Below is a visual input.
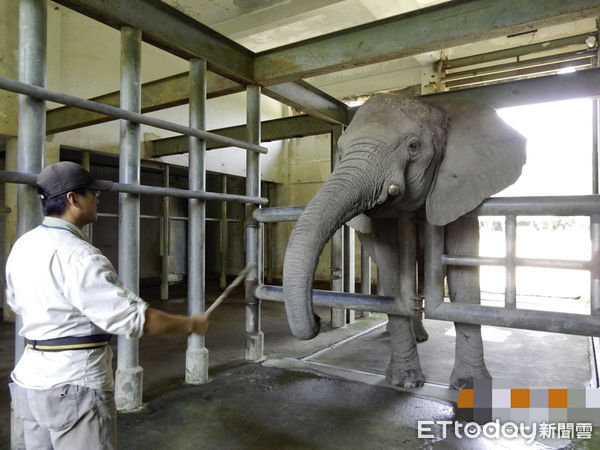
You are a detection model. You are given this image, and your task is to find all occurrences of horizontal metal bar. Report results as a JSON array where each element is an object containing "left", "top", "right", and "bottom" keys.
[
  {"left": 428, "top": 302, "right": 600, "bottom": 337},
  {"left": 253, "top": 206, "right": 305, "bottom": 223},
  {"left": 442, "top": 255, "right": 591, "bottom": 270},
  {"left": 151, "top": 115, "right": 335, "bottom": 157},
  {"left": 0, "top": 76, "right": 267, "bottom": 154},
  {"left": 444, "top": 33, "right": 594, "bottom": 70},
  {"left": 255, "top": 284, "right": 415, "bottom": 316},
  {"left": 112, "top": 182, "right": 268, "bottom": 204},
  {"left": 445, "top": 59, "right": 592, "bottom": 89},
  {"left": 471, "top": 195, "right": 600, "bottom": 216},
  {"left": 0, "top": 170, "right": 268, "bottom": 205}
]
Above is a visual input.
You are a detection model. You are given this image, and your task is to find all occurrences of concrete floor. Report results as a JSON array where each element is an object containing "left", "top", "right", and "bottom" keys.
[{"left": 1, "top": 282, "right": 599, "bottom": 449}]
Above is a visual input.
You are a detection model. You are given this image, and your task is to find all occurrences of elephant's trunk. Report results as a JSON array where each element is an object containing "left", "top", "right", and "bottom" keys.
[{"left": 283, "top": 156, "right": 383, "bottom": 339}]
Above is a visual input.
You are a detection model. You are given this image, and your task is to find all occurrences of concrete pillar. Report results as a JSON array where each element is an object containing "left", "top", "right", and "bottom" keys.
[
  {"left": 245, "top": 85, "right": 264, "bottom": 361},
  {"left": 186, "top": 58, "right": 209, "bottom": 384},
  {"left": 115, "top": 26, "right": 143, "bottom": 412}
]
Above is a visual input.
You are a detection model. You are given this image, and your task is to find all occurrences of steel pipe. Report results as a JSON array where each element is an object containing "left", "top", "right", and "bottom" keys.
[
  {"left": 471, "top": 195, "right": 600, "bottom": 216},
  {"left": 253, "top": 206, "right": 304, "bottom": 222},
  {"left": 441, "top": 255, "right": 590, "bottom": 270},
  {"left": 505, "top": 215, "right": 517, "bottom": 308},
  {"left": 591, "top": 214, "right": 600, "bottom": 315},
  {"left": 0, "top": 75, "right": 267, "bottom": 154},
  {"left": 186, "top": 58, "right": 209, "bottom": 384},
  {"left": 116, "top": 26, "right": 142, "bottom": 412},
  {"left": 244, "top": 84, "right": 263, "bottom": 361},
  {"left": 0, "top": 170, "right": 266, "bottom": 204},
  {"left": 428, "top": 302, "right": 600, "bottom": 337},
  {"left": 254, "top": 284, "right": 415, "bottom": 316}
]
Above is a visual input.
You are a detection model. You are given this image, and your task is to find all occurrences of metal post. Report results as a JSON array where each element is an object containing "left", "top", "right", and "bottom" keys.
[
  {"left": 115, "top": 26, "right": 143, "bottom": 412},
  {"left": 245, "top": 84, "right": 263, "bottom": 360},
  {"left": 398, "top": 212, "right": 417, "bottom": 315},
  {"left": 186, "top": 58, "right": 209, "bottom": 383},
  {"left": 424, "top": 224, "right": 445, "bottom": 315},
  {"left": 505, "top": 215, "right": 517, "bottom": 309},
  {"left": 219, "top": 174, "right": 228, "bottom": 289},
  {"left": 344, "top": 225, "right": 356, "bottom": 323},
  {"left": 81, "top": 151, "right": 92, "bottom": 241},
  {"left": 13, "top": 1, "right": 46, "bottom": 446},
  {"left": 160, "top": 165, "right": 170, "bottom": 300},
  {"left": 593, "top": 100, "right": 599, "bottom": 195},
  {"left": 330, "top": 125, "right": 346, "bottom": 328},
  {"left": 360, "top": 248, "right": 371, "bottom": 317},
  {"left": 591, "top": 214, "right": 600, "bottom": 316}
]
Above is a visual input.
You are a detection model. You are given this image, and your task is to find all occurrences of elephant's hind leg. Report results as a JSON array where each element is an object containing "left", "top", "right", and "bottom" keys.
[{"left": 446, "top": 216, "right": 491, "bottom": 390}]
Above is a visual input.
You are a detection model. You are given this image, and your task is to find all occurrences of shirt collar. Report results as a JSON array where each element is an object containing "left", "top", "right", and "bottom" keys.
[{"left": 42, "top": 217, "right": 90, "bottom": 243}]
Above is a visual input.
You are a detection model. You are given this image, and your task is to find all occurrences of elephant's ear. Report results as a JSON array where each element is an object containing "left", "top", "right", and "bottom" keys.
[{"left": 424, "top": 98, "right": 526, "bottom": 226}]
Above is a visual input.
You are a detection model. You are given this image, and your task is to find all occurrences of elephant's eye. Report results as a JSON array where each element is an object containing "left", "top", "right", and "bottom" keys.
[{"left": 406, "top": 137, "right": 421, "bottom": 159}]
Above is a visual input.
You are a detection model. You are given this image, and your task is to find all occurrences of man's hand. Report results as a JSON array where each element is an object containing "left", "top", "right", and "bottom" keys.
[{"left": 189, "top": 314, "right": 210, "bottom": 335}]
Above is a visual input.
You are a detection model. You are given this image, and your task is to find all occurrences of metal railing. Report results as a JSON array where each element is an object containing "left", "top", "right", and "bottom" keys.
[{"left": 254, "top": 196, "right": 600, "bottom": 337}]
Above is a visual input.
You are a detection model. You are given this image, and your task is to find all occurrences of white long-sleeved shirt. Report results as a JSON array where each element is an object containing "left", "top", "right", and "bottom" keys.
[{"left": 6, "top": 217, "right": 148, "bottom": 391}]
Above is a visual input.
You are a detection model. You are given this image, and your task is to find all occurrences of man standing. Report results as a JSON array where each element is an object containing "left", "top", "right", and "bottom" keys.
[{"left": 6, "top": 161, "right": 209, "bottom": 449}]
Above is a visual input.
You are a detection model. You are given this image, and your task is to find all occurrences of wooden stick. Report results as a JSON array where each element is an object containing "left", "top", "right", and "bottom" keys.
[{"left": 205, "top": 263, "right": 256, "bottom": 316}]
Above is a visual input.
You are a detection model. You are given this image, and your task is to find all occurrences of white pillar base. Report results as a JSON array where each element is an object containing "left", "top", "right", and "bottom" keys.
[
  {"left": 185, "top": 347, "right": 209, "bottom": 384},
  {"left": 331, "top": 308, "right": 346, "bottom": 328},
  {"left": 245, "top": 331, "right": 264, "bottom": 361},
  {"left": 115, "top": 366, "right": 144, "bottom": 412}
]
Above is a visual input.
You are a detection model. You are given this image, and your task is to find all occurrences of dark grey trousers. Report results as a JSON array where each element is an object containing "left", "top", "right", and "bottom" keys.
[{"left": 9, "top": 383, "right": 116, "bottom": 449}]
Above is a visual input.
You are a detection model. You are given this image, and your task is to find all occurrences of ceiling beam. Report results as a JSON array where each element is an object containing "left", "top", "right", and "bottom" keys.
[
  {"left": 52, "top": 0, "right": 254, "bottom": 83},
  {"left": 47, "top": 72, "right": 243, "bottom": 134},
  {"left": 254, "top": 0, "right": 600, "bottom": 84},
  {"left": 263, "top": 81, "right": 349, "bottom": 125},
  {"left": 150, "top": 115, "right": 334, "bottom": 157}
]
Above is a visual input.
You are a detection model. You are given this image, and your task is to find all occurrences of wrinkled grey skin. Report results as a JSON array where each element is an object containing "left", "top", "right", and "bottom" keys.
[{"left": 283, "top": 93, "right": 526, "bottom": 389}]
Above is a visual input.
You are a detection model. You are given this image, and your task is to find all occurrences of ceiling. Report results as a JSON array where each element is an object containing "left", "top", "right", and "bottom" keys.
[{"left": 47, "top": 0, "right": 600, "bottom": 134}]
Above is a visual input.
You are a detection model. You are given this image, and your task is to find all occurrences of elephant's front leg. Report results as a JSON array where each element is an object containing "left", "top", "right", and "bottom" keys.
[
  {"left": 446, "top": 216, "right": 491, "bottom": 390},
  {"left": 359, "top": 216, "right": 425, "bottom": 388}
]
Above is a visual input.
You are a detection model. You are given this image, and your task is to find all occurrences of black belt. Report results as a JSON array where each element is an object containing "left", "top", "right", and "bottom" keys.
[{"left": 25, "top": 334, "right": 112, "bottom": 351}]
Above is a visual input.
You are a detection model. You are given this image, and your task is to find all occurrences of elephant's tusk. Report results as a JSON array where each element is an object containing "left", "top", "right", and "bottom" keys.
[{"left": 388, "top": 184, "right": 401, "bottom": 196}]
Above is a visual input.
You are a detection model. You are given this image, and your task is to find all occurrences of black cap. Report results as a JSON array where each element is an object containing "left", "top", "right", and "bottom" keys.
[{"left": 36, "top": 162, "right": 113, "bottom": 199}]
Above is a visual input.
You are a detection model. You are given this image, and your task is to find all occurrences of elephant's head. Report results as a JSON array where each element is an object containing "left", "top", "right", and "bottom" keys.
[{"left": 283, "top": 93, "right": 526, "bottom": 339}]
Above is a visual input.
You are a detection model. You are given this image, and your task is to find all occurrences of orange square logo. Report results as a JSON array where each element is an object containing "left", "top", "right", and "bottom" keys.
[
  {"left": 511, "top": 389, "right": 530, "bottom": 408},
  {"left": 457, "top": 388, "right": 474, "bottom": 408},
  {"left": 548, "top": 389, "right": 568, "bottom": 408}
]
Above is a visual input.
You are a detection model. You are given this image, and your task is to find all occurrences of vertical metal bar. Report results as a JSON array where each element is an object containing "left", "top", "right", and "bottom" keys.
[
  {"left": 186, "top": 58, "right": 209, "bottom": 383},
  {"left": 505, "top": 215, "right": 517, "bottom": 309},
  {"left": 81, "top": 151, "right": 92, "bottom": 241},
  {"left": 330, "top": 125, "right": 346, "bottom": 328},
  {"left": 591, "top": 214, "right": 600, "bottom": 315},
  {"left": 14, "top": 1, "right": 46, "bottom": 446},
  {"left": 424, "top": 223, "right": 445, "bottom": 315},
  {"left": 219, "top": 174, "right": 228, "bottom": 289},
  {"left": 398, "top": 213, "right": 416, "bottom": 315},
  {"left": 115, "top": 26, "right": 143, "bottom": 412},
  {"left": 344, "top": 225, "right": 356, "bottom": 323},
  {"left": 593, "top": 100, "right": 599, "bottom": 194},
  {"left": 265, "top": 183, "right": 273, "bottom": 285},
  {"left": 160, "top": 165, "right": 170, "bottom": 300},
  {"left": 245, "top": 84, "right": 263, "bottom": 361},
  {"left": 360, "top": 248, "right": 371, "bottom": 317}
]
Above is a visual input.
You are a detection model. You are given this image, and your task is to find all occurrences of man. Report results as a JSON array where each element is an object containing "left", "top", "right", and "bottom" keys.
[{"left": 6, "top": 161, "right": 210, "bottom": 449}]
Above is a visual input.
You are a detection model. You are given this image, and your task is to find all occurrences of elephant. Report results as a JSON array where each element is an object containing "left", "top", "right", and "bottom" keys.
[{"left": 282, "top": 93, "right": 526, "bottom": 389}]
